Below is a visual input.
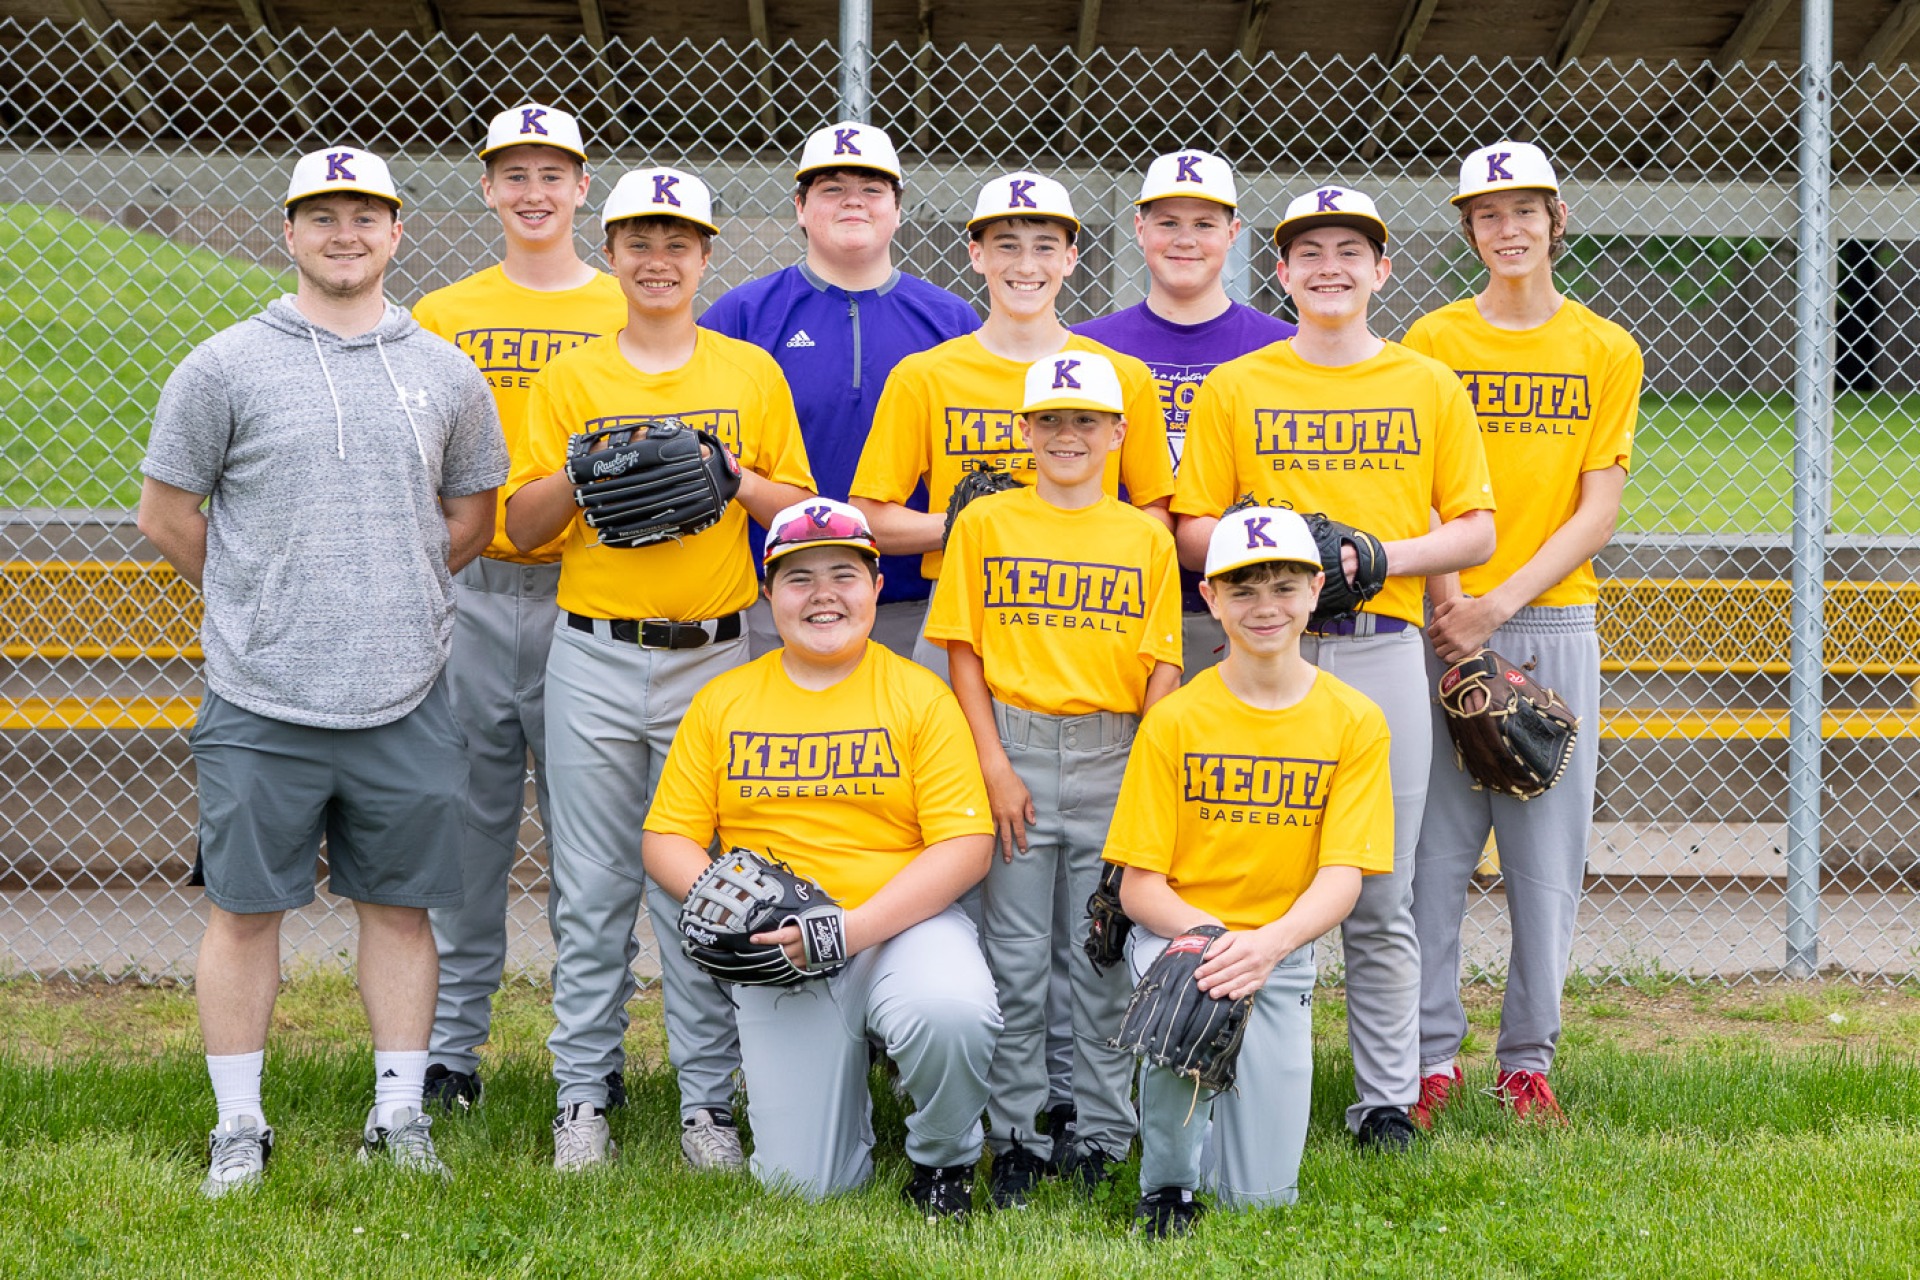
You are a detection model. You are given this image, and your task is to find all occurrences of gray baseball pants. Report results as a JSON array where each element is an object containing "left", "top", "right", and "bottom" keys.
[
  {"left": 430, "top": 557, "right": 561, "bottom": 1074},
  {"left": 542, "top": 617, "right": 746, "bottom": 1116},
  {"left": 1300, "top": 625, "right": 1430, "bottom": 1132},
  {"left": 1413, "top": 604, "right": 1601, "bottom": 1074},
  {"left": 1134, "top": 932, "right": 1317, "bottom": 1207},
  {"left": 981, "top": 702, "right": 1137, "bottom": 1163},
  {"left": 734, "top": 906, "right": 1001, "bottom": 1198}
]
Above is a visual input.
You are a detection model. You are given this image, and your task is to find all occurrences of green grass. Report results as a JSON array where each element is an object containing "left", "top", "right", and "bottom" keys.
[
  {"left": 0, "top": 202, "right": 288, "bottom": 509},
  {"left": 6, "top": 198, "right": 1920, "bottom": 537},
  {"left": 4, "top": 980, "right": 1919, "bottom": 1277}
]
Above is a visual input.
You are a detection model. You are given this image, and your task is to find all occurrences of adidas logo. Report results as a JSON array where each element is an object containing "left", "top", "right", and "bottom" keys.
[{"left": 785, "top": 330, "right": 816, "bottom": 349}]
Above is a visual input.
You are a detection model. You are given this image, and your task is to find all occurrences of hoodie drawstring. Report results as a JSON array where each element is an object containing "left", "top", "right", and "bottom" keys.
[
  {"left": 308, "top": 325, "right": 346, "bottom": 460},
  {"left": 375, "top": 335, "right": 431, "bottom": 472}
]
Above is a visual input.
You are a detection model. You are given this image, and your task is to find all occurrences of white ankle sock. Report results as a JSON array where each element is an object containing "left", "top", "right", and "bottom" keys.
[
  {"left": 207, "top": 1051, "right": 265, "bottom": 1127},
  {"left": 1426, "top": 1057, "right": 1460, "bottom": 1077},
  {"left": 373, "top": 1049, "right": 429, "bottom": 1128}
]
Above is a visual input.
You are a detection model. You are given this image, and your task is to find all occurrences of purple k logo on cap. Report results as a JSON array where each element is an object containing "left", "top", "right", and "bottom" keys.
[
  {"left": 1271, "top": 185, "right": 1389, "bottom": 250},
  {"left": 1205, "top": 507, "right": 1322, "bottom": 578},
  {"left": 480, "top": 102, "right": 588, "bottom": 162},
  {"left": 795, "top": 121, "right": 903, "bottom": 181},
  {"left": 1451, "top": 139, "right": 1559, "bottom": 205},
  {"left": 1019, "top": 350, "right": 1124, "bottom": 416},
  {"left": 285, "top": 146, "right": 402, "bottom": 209},
  {"left": 1135, "top": 149, "right": 1237, "bottom": 209},
  {"left": 968, "top": 171, "right": 1079, "bottom": 235},
  {"left": 603, "top": 167, "right": 718, "bottom": 233},
  {"left": 763, "top": 498, "right": 879, "bottom": 568}
]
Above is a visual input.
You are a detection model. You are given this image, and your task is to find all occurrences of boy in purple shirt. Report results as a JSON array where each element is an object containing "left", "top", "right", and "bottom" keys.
[
  {"left": 1078, "top": 150, "right": 1295, "bottom": 679},
  {"left": 700, "top": 121, "right": 977, "bottom": 657}
]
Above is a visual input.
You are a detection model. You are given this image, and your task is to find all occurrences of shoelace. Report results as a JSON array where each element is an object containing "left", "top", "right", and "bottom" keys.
[
  {"left": 380, "top": 1112, "right": 444, "bottom": 1171},
  {"left": 208, "top": 1126, "right": 267, "bottom": 1179},
  {"left": 682, "top": 1118, "right": 741, "bottom": 1162},
  {"left": 554, "top": 1113, "right": 604, "bottom": 1164}
]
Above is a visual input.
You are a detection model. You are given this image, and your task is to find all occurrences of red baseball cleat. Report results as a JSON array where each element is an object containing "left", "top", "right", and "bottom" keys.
[
  {"left": 1493, "top": 1068, "right": 1566, "bottom": 1124},
  {"left": 1410, "top": 1065, "right": 1465, "bottom": 1130}
]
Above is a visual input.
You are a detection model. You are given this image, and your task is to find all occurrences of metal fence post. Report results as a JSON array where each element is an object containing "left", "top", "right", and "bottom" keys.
[
  {"left": 1787, "top": 0, "right": 1834, "bottom": 979},
  {"left": 839, "top": 0, "right": 872, "bottom": 123}
]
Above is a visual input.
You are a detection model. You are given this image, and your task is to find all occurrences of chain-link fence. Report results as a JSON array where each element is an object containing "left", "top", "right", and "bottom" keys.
[{"left": 4, "top": 17, "right": 1919, "bottom": 983}]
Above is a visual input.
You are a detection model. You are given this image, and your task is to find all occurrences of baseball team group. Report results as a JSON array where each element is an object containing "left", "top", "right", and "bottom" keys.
[{"left": 134, "top": 99, "right": 1642, "bottom": 1236}]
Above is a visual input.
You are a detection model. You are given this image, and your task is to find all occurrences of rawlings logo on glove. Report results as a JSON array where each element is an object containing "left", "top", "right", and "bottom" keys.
[{"left": 1437, "top": 647, "right": 1580, "bottom": 801}]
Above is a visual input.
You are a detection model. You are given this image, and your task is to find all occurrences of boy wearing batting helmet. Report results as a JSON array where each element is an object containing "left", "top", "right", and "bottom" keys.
[
  {"left": 140, "top": 147, "right": 507, "bottom": 1195},
  {"left": 850, "top": 171, "right": 1175, "bottom": 682},
  {"left": 925, "top": 351, "right": 1182, "bottom": 1206},
  {"left": 699, "top": 121, "right": 978, "bottom": 660},
  {"left": 643, "top": 499, "right": 999, "bottom": 1219},
  {"left": 409, "top": 102, "right": 628, "bottom": 1115},
  {"left": 1078, "top": 150, "right": 1297, "bottom": 680},
  {"left": 1106, "top": 507, "right": 1391, "bottom": 1237},
  {"left": 1405, "top": 142, "right": 1641, "bottom": 1127},
  {"left": 505, "top": 166, "right": 816, "bottom": 1172},
  {"left": 1172, "top": 186, "right": 1495, "bottom": 1151}
]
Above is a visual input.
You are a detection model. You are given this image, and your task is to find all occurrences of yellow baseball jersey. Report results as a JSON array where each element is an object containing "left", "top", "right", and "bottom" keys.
[
  {"left": 413, "top": 265, "right": 628, "bottom": 564},
  {"left": 850, "top": 332, "right": 1176, "bottom": 579},
  {"left": 1402, "top": 299, "right": 1641, "bottom": 607},
  {"left": 510, "top": 331, "right": 815, "bottom": 621},
  {"left": 1173, "top": 340, "right": 1495, "bottom": 627},
  {"left": 924, "top": 486, "right": 1182, "bottom": 715},
  {"left": 645, "top": 643, "right": 993, "bottom": 908},
  {"left": 1102, "top": 667, "right": 1394, "bottom": 932}
]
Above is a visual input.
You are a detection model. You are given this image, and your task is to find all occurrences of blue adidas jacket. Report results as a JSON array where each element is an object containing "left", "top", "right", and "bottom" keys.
[{"left": 700, "top": 263, "right": 978, "bottom": 603}]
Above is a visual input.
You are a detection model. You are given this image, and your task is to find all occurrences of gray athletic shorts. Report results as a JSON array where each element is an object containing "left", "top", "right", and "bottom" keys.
[{"left": 188, "top": 675, "right": 469, "bottom": 913}]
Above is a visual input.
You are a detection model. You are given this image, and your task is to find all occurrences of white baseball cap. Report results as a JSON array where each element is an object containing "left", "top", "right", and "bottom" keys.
[
  {"left": 1020, "top": 352, "right": 1125, "bottom": 415},
  {"left": 603, "top": 167, "right": 718, "bottom": 234},
  {"left": 1272, "top": 185, "right": 1389, "bottom": 250},
  {"left": 1452, "top": 140, "right": 1559, "bottom": 206},
  {"left": 796, "top": 121, "right": 903, "bottom": 182},
  {"left": 480, "top": 103, "right": 587, "bottom": 162},
  {"left": 763, "top": 498, "right": 879, "bottom": 567},
  {"left": 285, "top": 147, "right": 401, "bottom": 209},
  {"left": 1135, "top": 150, "right": 1237, "bottom": 209},
  {"left": 1205, "top": 508, "right": 1323, "bottom": 579},
  {"left": 967, "top": 172, "right": 1080, "bottom": 235}
]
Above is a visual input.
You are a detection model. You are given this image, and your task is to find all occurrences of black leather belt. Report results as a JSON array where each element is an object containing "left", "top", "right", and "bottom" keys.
[{"left": 567, "top": 610, "right": 744, "bottom": 650}]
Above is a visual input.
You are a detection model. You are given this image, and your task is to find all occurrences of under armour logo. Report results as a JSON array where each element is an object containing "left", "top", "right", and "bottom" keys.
[
  {"left": 1051, "top": 359, "right": 1082, "bottom": 391},
  {"left": 1007, "top": 179, "right": 1037, "bottom": 209},
  {"left": 805, "top": 503, "right": 833, "bottom": 527},
  {"left": 1486, "top": 152, "right": 1514, "bottom": 182},
  {"left": 519, "top": 107, "right": 549, "bottom": 136},
  {"left": 325, "top": 152, "right": 357, "bottom": 182},
  {"left": 1314, "top": 188, "right": 1342, "bottom": 212},
  {"left": 833, "top": 127, "right": 862, "bottom": 156},
  {"left": 652, "top": 174, "right": 681, "bottom": 206},
  {"left": 1175, "top": 155, "right": 1203, "bottom": 183},
  {"left": 1243, "top": 516, "right": 1276, "bottom": 549}
]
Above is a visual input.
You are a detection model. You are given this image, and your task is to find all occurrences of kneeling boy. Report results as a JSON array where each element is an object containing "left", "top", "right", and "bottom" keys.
[
  {"left": 1103, "top": 507, "right": 1394, "bottom": 1237},
  {"left": 642, "top": 500, "right": 1001, "bottom": 1219}
]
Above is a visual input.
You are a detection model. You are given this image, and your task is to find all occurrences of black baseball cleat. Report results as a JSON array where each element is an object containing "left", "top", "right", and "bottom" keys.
[
  {"left": 1134, "top": 1186, "right": 1206, "bottom": 1240},
  {"left": 421, "top": 1064, "right": 483, "bottom": 1112},
  {"left": 1354, "top": 1104, "right": 1421, "bottom": 1152},
  {"left": 603, "top": 1069, "right": 629, "bottom": 1111},
  {"left": 903, "top": 1160, "right": 975, "bottom": 1222},
  {"left": 988, "top": 1141, "right": 1047, "bottom": 1209},
  {"left": 1059, "top": 1144, "right": 1118, "bottom": 1192},
  {"left": 1039, "top": 1101, "right": 1077, "bottom": 1174}
]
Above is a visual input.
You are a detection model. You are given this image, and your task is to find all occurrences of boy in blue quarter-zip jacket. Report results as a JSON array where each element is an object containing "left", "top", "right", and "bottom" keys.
[{"left": 700, "top": 121, "right": 977, "bottom": 658}]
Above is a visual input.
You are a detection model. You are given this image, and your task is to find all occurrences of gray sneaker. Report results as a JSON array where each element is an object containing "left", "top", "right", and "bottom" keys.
[
  {"left": 679, "top": 1107, "right": 745, "bottom": 1172},
  {"left": 201, "top": 1114, "right": 272, "bottom": 1199},
  {"left": 358, "top": 1106, "right": 449, "bottom": 1177},
  {"left": 552, "top": 1102, "right": 616, "bottom": 1172}
]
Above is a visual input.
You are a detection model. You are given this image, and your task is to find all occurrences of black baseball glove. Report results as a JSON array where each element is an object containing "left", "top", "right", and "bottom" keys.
[
  {"left": 1083, "top": 861, "right": 1134, "bottom": 976},
  {"left": 1301, "top": 511, "right": 1388, "bottom": 626},
  {"left": 1109, "top": 924, "right": 1253, "bottom": 1094},
  {"left": 941, "top": 467, "right": 1023, "bottom": 547},
  {"left": 678, "top": 850, "right": 848, "bottom": 987},
  {"left": 565, "top": 416, "right": 741, "bottom": 548},
  {"left": 1437, "top": 647, "right": 1581, "bottom": 800}
]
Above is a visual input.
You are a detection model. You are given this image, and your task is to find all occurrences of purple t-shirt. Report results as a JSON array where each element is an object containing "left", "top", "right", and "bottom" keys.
[
  {"left": 1076, "top": 300, "right": 1296, "bottom": 474},
  {"left": 1078, "top": 300, "right": 1296, "bottom": 610}
]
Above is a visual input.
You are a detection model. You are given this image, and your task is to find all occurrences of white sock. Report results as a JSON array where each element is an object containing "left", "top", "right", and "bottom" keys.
[
  {"left": 373, "top": 1049, "right": 429, "bottom": 1128},
  {"left": 207, "top": 1051, "right": 265, "bottom": 1127},
  {"left": 1426, "top": 1057, "right": 1460, "bottom": 1078}
]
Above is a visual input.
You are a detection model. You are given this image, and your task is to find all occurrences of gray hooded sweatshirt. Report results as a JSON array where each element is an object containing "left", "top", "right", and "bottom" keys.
[{"left": 143, "top": 296, "right": 507, "bottom": 729}]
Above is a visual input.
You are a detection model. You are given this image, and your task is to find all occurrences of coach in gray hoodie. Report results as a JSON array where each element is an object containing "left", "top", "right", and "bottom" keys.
[{"left": 139, "top": 147, "right": 507, "bottom": 1197}]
